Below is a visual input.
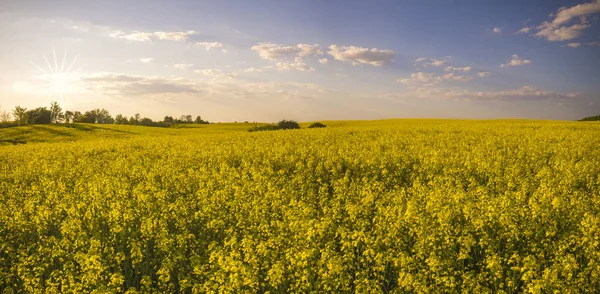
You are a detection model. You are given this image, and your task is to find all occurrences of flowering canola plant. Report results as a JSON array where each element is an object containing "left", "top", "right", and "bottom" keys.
[{"left": 0, "top": 120, "right": 599, "bottom": 293}]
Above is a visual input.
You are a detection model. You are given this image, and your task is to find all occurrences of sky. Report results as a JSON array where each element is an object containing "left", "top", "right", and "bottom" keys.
[{"left": 0, "top": 0, "right": 599, "bottom": 122}]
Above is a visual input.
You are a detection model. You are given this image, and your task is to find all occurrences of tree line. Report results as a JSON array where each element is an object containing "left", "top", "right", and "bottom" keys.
[{"left": 0, "top": 102, "right": 209, "bottom": 128}]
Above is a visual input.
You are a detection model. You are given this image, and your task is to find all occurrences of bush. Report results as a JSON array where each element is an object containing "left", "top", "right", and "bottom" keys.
[
  {"left": 579, "top": 114, "right": 600, "bottom": 121},
  {"left": 277, "top": 120, "right": 300, "bottom": 130},
  {"left": 248, "top": 124, "right": 280, "bottom": 132},
  {"left": 308, "top": 122, "right": 326, "bottom": 128}
]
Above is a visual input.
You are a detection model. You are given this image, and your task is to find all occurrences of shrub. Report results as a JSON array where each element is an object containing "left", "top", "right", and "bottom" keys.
[
  {"left": 277, "top": 120, "right": 300, "bottom": 130},
  {"left": 248, "top": 124, "right": 280, "bottom": 132},
  {"left": 308, "top": 122, "right": 326, "bottom": 128}
]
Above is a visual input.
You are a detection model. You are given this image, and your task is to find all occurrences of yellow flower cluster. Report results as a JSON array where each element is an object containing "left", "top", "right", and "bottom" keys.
[{"left": 0, "top": 120, "right": 599, "bottom": 292}]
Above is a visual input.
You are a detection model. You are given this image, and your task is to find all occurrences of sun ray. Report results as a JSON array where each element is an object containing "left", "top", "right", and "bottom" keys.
[
  {"left": 52, "top": 47, "right": 59, "bottom": 74},
  {"left": 61, "top": 49, "right": 68, "bottom": 72},
  {"left": 43, "top": 54, "right": 56, "bottom": 75},
  {"left": 65, "top": 53, "right": 80, "bottom": 74},
  {"left": 30, "top": 61, "right": 52, "bottom": 77}
]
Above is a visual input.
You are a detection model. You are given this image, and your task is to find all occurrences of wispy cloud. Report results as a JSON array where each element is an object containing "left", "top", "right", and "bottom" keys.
[
  {"left": 327, "top": 45, "right": 395, "bottom": 66},
  {"left": 445, "top": 66, "right": 472, "bottom": 72},
  {"left": 140, "top": 58, "right": 154, "bottom": 63},
  {"left": 526, "top": 1, "right": 600, "bottom": 41},
  {"left": 415, "top": 57, "right": 449, "bottom": 67},
  {"left": 251, "top": 43, "right": 323, "bottom": 71},
  {"left": 174, "top": 63, "right": 194, "bottom": 69},
  {"left": 195, "top": 42, "right": 224, "bottom": 50},
  {"left": 500, "top": 54, "right": 531, "bottom": 68},
  {"left": 110, "top": 30, "right": 198, "bottom": 42},
  {"left": 493, "top": 27, "right": 502, "bottom": 33}
]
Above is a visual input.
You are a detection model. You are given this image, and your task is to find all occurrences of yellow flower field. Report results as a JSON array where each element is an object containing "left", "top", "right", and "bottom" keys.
[{"left": 1, "top": 120, "right": 599, "bottom": 293}]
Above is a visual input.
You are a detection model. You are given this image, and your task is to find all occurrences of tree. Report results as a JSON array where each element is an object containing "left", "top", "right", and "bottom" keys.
[
  {"left": 164, "top": 116, "right": 174, "bottom": 124},
  {"left": 72, "top": 111, "right": 81, "bottom": 122},
  {"left": 277, "top": 120, "right": 300, "bottom": 130},
  {"left": 115, "top": 114, "right": 128, "bottom": 124},
  {"left": 64, "top": 111, "right": 74, "bottom": 124},
  {"left": 195, "top": 116, "right": 203, "bottom": 124},
  {"left": 185, "top": 115, "right": 193, "bottom": 123},
  {"left": 140, "top": 117, "right": 154, "bottom": 126},
  {"left": 134, "top": 113, "right": 141, "bottom": 123},
  {"left": 0, "top": 111, "right": 11, "bottom": 123},
  {"left": 13, "top": 106, "right": 28, "bottom": 126},
  {"left": 50, "top": 101, "right": 63, "bottom": 123},
  {"left": 26, "top": 107, "right": 52, "bottom": 124}
]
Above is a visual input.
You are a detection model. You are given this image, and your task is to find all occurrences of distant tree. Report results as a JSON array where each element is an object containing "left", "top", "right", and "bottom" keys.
[
  {"left": 195, "top": 116, "right": 203, "bottom": 124},
  {"left": 27, "top": 107, "right": 52, "bottom": 124},
  {"left": 134, "top": 113, "right": 141, "bottom": 123},
  {"left": 277, "top": 120, "right": 300, "bottom": 130},
  {"left": 50, "top": 101, "right": 63, "bottom": 123},
  {"left": 12, "top": 106, "right": 28, "bottom": 126},
  {"left": 115, "top": 114, "right": 128, "bottom": 124},
  {"left": 579, "top": 114, "right": 600, "bottom": 121},
  {"left": 140, "top": 117, "right": 154, "bottom": 126},
  {"left": 308, "top": 122, "right": 326, "bottom": 128},
  {"left": 0, "top": 111, "right": 11, "bottom": 123},
  {"left": 64, "top": 111, "right": 74, "bottom": 124},
  {"left": 77, "top": 112, "right": 95, "bottom": 123},
  {"left": 72, "top": 111, "right": 81, "bottom": 122},
  {"left": 164, "top": 116, "right": 174, "bottom": 124}
]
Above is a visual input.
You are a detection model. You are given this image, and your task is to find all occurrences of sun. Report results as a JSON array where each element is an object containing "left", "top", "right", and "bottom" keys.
[{"left": 30, "top": 48, "right": 82, "bottom": 106}]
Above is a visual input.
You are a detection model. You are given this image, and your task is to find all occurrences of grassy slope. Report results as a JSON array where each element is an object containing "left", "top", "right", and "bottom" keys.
[{"left": 1, "top": 119, "right": 596, "bottom": 146}]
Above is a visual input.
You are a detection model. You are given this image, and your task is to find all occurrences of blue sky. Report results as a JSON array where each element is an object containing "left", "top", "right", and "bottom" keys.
[{"left": 1, "top": 0, "right": 599, "bottom": 121}]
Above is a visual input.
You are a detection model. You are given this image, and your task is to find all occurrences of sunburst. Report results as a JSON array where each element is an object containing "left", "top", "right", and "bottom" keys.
[{"left": 30, "top": 48, "right": 84, "bottom": 107}]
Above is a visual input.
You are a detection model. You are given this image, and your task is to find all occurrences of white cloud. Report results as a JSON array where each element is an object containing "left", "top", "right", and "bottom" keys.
[
  {"left": 81, "top": 72, "right": 202, "bottom": 96},
  {"left": 154, "top": 31, "right": 198, "bottom": 41},
  {"left": 111, "top": 31, "right": 154, "bottom": 42},
  {"left": 195, "top": 69, "right": 238, "bottom": 79},
  {"left": 174, "top": 63, "right": 194, "bottom": 69},
  {"left": 251, "top": 43, "right": 322, "bottom": 71},
  {"left": 416, "top": 57, "right": 448, "bottom": 67},
  {"left": 566, "top": 41, "right": 600, "bottom": 47},
  {"left": 530, "top": 1, "right": 600, "bottom": 41},
  {"left": 140, "top": 58, "right": 154, "bottom": 63},
  {"left": 327, "top": 45, "right": 395, "bottom": 66},
  {"left": 501, "top": 54, "right": 531, "bottom": 68},
  {"left": 442, "top": 73, "right": 473, "bottom": 82},
  {"left": 297, "top": 44, "right": 323, "bottom": 57},
  {"left": 398, "top": 72, "right": 442, "bottom": 86},
  {"left": 537, "top": 22, "right": 590, "bottom": 41},
  {"left": 412, "top": 85, "right": 577, "bottom": 102},
  {"left": 196, "top": 42, "right": 224, "bottom": 50},
  {"left": 445, "top": 66, "right": 472, "bottom": 72},
  {"left": 399, "top": 70, "right": 476, "bottom": 85},
  {"left": 241, "top": 67, "right": 264, "bottom": 73},
  {"left": 478, "top": 72, "right": 491, "bottom": 77},
  {"left": 109, "top": 30, "right": 197, "bottom": 42},
  {"left": 78, "top": 72, "right": 332, "bottom": 103},
  {"left": 319, "top": 58, "right": 329, "bottom": 64},
  {"left": 493, "top": 27, "right": 502, "bottom": 33},
  {"left": 251, "top": 43, "right": 322, "bottom": 60},
  {"left": 276, "top": 57, "right": 314, "bottom": 72},
  {"left": 516, "top": 27, "right": 532, "bottom": 34}
]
